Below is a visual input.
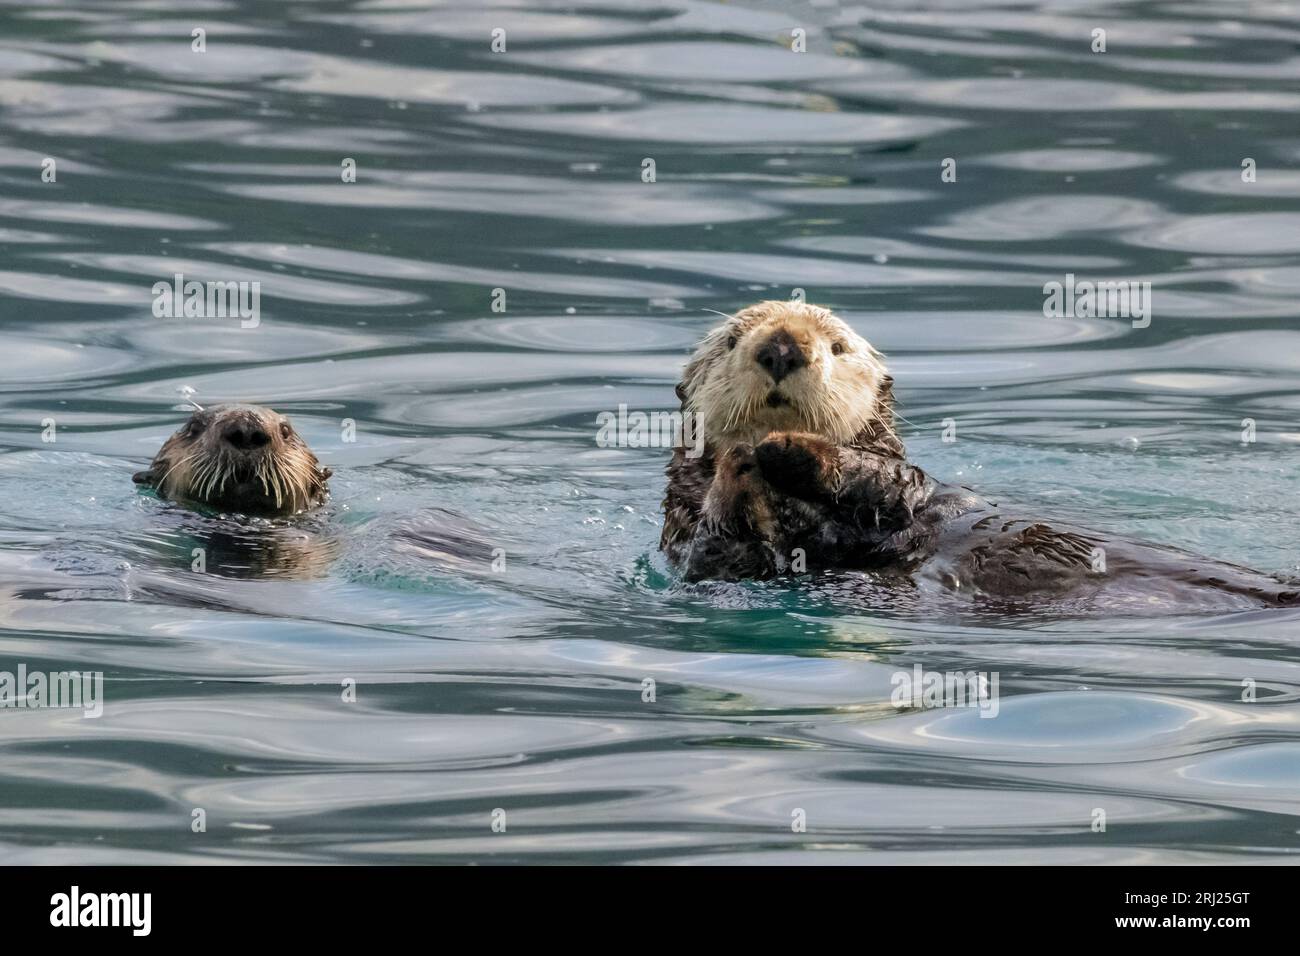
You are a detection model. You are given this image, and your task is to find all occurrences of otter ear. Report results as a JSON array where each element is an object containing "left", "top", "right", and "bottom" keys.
[
  {"left": 318, "top": 466, "right": 333, "bottom": 482},
  {"left": 674, "top": 382, "right": 687, "bottom": 404}
]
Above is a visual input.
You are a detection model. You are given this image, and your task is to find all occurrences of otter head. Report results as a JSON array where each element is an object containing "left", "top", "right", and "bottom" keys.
[
  {"left": 133, "top": 404, "right": 331, "bottom": 516},
  {"left": 677, "top": 301, "right": 903, "bottom": 456}
]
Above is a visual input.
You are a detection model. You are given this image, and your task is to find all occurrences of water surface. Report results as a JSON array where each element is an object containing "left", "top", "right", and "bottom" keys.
[{"left": 1, "top": 0, "right": 1299, "bottom": 863}]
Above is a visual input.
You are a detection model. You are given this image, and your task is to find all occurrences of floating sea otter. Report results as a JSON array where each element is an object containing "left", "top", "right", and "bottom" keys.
[
  {"left": 133, "top": 404, "right": 331, "bottom": 516},
  {"left": 661, "top": 301, "right": 1299, "bottom": 613}
]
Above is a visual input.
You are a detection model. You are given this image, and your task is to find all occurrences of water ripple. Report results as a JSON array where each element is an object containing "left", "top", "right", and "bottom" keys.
[{"left": 2, "top": 0, "right": 1299, "bottom": 864}]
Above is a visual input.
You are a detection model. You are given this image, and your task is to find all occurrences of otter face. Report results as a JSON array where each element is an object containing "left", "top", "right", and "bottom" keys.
[
  {"left": 133, "top": 404, "right": 331, "bottom": 516},
  {"left": 678, "top": 301, "right": 898, "bottom": 451}
]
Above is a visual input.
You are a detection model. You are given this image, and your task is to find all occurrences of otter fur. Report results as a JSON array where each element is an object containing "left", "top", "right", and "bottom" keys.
[
  {"left": 661, "top": 301, "right": 1300, "bottom": 613},
  {"left": 133, "top": 404, "right": 331, "bottom": 517}
]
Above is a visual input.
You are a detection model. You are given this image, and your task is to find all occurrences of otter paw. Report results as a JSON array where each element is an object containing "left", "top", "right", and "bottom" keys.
[
  {"left": 755, "top": 431, "right": 839, "bottom": 498},
  {"left": 715, "top": 443, "right": 759, "bottom": 483},
  {"left": 701, "top": 443, "right": 768, "bottom": 528}
]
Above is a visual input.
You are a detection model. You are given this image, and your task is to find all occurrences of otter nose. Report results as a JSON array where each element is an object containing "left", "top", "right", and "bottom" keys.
[
  {"left": 755, "top": 330, "right": 806, "bottom": 383},
  {"left": 222, "top": 421, "right": 270, "bottom": 451}
]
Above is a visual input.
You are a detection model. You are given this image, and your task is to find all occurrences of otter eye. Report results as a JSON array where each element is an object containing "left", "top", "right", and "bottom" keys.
[
  {"left": 831, "top": 342, "right": 846, "bottom": 356},
  {"left": 727, "top": 336, "right": 738, "bottom": 350},
  {"left": 279, "top": 422, "right": 292, "bottom": 439}
]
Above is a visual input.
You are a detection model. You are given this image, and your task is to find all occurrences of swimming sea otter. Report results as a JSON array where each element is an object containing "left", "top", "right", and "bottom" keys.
[
  {"left": 133, "top": 404, "right": 331, "bottom": 516},
  {"left": 661, "top": 301, "right": 1300, "bottom": 613}
]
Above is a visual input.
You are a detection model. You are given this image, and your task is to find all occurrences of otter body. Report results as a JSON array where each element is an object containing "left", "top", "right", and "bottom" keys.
[
  {"left": 721, "top": 433, "right": 1297, "bottom": 612},
  {"left": 662, "top": 301, "right": 1299, "bottom": 614}
]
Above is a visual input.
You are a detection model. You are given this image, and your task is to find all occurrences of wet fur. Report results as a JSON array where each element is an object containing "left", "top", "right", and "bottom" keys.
[
  {"left": 133, "top": 404, "right": 331, "bottom": 516},
  {"left": 663, "top": 300, "right": 902, "bottom": 564},
  {"left": 753, "top": 432, "right": 1300, "bottom": 610},
  {"left": 663, "top": 302, "right": 1300, "bottom": 612}
]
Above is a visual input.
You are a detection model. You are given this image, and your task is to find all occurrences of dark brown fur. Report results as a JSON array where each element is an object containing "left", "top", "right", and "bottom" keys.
[
  {"left": 661, "top": 378, "right": 902, "bottom": 564},
  {"left": 662, "top": 305, "right": 1300, "bottom": 614},
  {"left": 751, "top": 432, "right": 1300, "bottom": 611}
]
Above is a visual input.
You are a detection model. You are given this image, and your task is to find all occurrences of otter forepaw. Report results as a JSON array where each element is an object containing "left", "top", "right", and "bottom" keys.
[
  {"left": 715, "top": 443, "right": 758, "bottom": 483},
  {"left": 700, "top": 443, "right": 768, "bottom": 530},
  {"left": 755, "top": 431, "right": 839, "bottom": 499}
]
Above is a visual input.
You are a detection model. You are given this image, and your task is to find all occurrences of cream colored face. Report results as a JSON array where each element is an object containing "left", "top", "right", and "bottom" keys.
[{"left": 680, "top": 301, "right": 892, "bottom": 450}]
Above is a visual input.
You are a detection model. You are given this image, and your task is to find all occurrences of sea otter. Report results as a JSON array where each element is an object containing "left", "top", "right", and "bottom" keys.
[
  {"left": 133, "top": 404, "right": 331, "bottom": 516},
  {"left": 662, "top": 301, "right": 1300, "bottom": 613}
]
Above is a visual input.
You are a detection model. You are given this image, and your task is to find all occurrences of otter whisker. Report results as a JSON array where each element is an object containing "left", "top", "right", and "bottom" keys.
[
  {"left": 723, "top": 398, "right": 743, "bottom": 435},
  {"left": 891, "top": 409, "right": 919, "bottom": 430},
  {"left": 271, "top": 461, "right": 286, "bottom": 510},
  {"left": 256, "top": 457, "right": 271, "bottom": 497},
  {"left": 207, "top": 454, "right": 230, "bottom": 500},
  {"left": 189, "top": 458, "right": 214, "bottom": 502},
  {"left": 212, "top": 460, "right": 229, "bottom": 497},
  {"left": 268, "top": 454, "right": 289, "bottom": 510},
  {"left": 135, "top": 404, "right": 330, "bottom": 516},
  {"left": 200, "top": 458, "right": 222, "bottom": 501},
  {"left": 187, "top": 457, "right": 208, "bottom": 496},
  {"left": 253, "top": 455, "right": 273, "bottom": 505},
  {"left": 156, "top": 449, "right": 202, "bottom": 493}
]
